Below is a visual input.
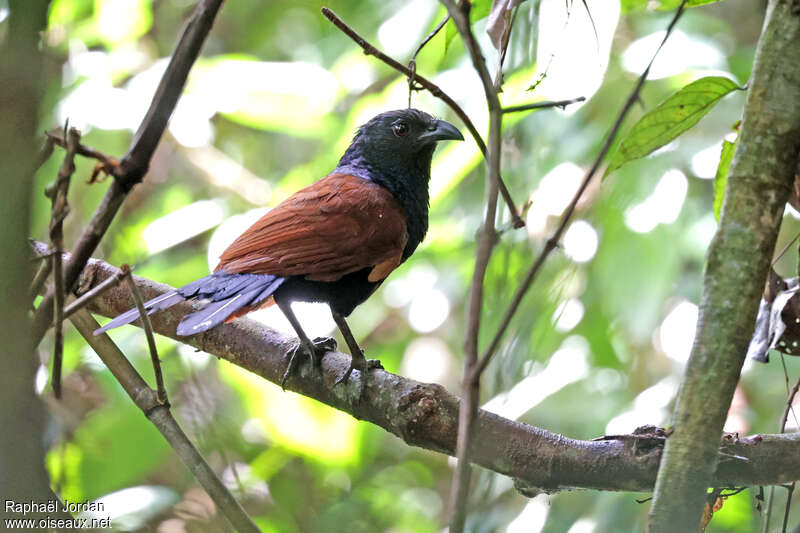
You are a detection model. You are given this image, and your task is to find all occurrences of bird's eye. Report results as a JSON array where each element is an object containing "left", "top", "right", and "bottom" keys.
[{"left": 392, "top": 121, "right": 409, "bottom": 137}]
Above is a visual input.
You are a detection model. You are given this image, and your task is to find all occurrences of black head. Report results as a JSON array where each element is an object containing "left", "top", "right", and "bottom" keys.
[
  {"left": 353, "top": 108, "right": 463, "bottom": 154},
  {"left": 335, "top": 109, "right": 463, "bottom": 255},
  {"left": 336, "top": 108, "right": 463, "bottom": 180}
]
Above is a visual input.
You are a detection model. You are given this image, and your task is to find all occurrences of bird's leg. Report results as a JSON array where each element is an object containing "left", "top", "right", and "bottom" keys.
[
  {"left": 277, "top": 299, "right": 337, "bottom": 389},
  {"left": 331, "top": 311, "right": 382, "bottom": 389}
]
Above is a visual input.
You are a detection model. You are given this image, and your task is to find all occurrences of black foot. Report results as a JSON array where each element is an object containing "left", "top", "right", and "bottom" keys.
[
  {"left": 281, "top": 336, "right": 337, "bottom": 390},
  {"left": 334, "top": 356, "right": 382, "bottom": 402},
  {"left": 334, "top": 350, "right": 383, "bottom": 389}
]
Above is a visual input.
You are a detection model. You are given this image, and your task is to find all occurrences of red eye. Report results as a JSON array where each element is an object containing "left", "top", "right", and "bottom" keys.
[{"left": 392, "top": 122, "right": 409, "bottom": 137}]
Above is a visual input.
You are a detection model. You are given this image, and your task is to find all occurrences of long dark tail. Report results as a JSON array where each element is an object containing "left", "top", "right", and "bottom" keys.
[{"left": 93, "top": 272, "right": 285, "bottom": 337}]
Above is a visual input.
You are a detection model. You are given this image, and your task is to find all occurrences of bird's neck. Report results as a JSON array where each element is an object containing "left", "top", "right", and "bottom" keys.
[{"left": 335, "top": 144, "right": 433, "bottom": 258}]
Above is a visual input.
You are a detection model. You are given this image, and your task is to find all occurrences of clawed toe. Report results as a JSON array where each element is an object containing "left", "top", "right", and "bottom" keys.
[
  {"left": 334, "top": 352, "right": 365, "bottom": 388},
  {"left": 279, "top": 329, "right": 380, "bottom": 399},
  {"left": 334, "top": 353, "right": 382, "bottom": 391},
  {"left": 280, "top": 344, "right": 303, "bottom": 390},
  {"left": 280, "top": 336, "right": 338, "bottom": 390},
  {"left": 311, "top": 336, "right": 338, "bottom": 361}
]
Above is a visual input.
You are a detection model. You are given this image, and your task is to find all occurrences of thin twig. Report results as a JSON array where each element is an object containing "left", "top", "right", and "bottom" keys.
[
  {"left": 30, "top": 252, "right": 53, "bottom": 304},
  {"left": 62, "top": 268, "right": 129, "bottom": 319},
  {"left": 780, "top": 376, "right": 800, "bottom": 440},
  {"left": 45, "top": 130, "right": 120, "bottom": 181},
  {"left": 440, "top": 0, "right": 503, "bottom": 530},
  {"left": 475, "top": 0, "right": 689, "bottom": 376},
  {"left": 49, "top": 126, "right": 80, "bottom": 398},
  {"left": 408, "top": 14, "right": 450, "bottom": 107},
  {"left": 771, "top": 229, "right": 800, "bottom": 266},
  {"left": 412, "top": 14, "right": 450, "bottom": 61},
  {"left": 122, "top": 264, "right": 168, "bottom": 404},
  {"left": 502, "top": 96, "right": 586, "bottom": 114},
  {"left": 782, "top": 483, "right": 794, "bottom": 533},
  {"left": 321, "top": 6, "right": 525, "bottom": 229},
  {"left": 69, "top": 310, "right": 259, "bottom": 533},
  {"left": 764, "top": 486, "right": 777, "bottom": 533},
  {"left": 781, "top": 353, "right": 792, "bottom": 397},
  {"left": 30, "top": 0, "right": 225, "bottom": 348},
  {"left": 764, "top": 372, "right": 800, "bottom": 532},
  {"left": 579, "top": 0, "right": 600, "bottom": 55}
]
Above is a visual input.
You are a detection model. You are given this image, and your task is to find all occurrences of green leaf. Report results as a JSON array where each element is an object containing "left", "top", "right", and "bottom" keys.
[
  {"left": 444, "top": 0, "right": 493, "bottom": 52},
  {"left": 604, "top": 76, "right": 742, "bottom": 178},
  {"left": 713, "top": 138, "right": 736, "bottom": 221},
  {"left": 620, "top": 0, "right": 648, "bottom": 12}
]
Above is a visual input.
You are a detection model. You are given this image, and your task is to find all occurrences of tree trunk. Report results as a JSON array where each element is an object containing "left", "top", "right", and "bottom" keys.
[
  {"left": 647, "top": 1, "right": 800, "bottom": 530},
  {"left": 0, "top": 0, "right": 54, "bottom": 520}
]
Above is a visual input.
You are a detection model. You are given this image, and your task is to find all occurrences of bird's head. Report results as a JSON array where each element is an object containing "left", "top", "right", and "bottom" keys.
[{"left": 337, "top": 108, "right": 463, "bottom": 180}]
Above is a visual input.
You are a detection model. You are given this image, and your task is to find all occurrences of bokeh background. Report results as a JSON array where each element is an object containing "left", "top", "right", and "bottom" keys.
[{"left": 17, "top": 0, "right": 799, "bottom": 530}]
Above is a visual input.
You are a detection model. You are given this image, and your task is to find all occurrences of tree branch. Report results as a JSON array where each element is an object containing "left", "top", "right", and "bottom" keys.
[
  {"left": 32, "top": 241, "right": 800, "bottom": 494},
  {"left": 49, "top": 126, "right": 80, "bottom": 398},
  {"left": 502, "top": 97, "right": 586, "bottom": 114},
  {"left": 30, "top": 0, "right": 225, "bottom": 350},
  {"left": 647, "top": 1, "right": 800, "bottom": 530},
  {"left": 69, "top": 310, "right": 259, "bottom": 533},
  {"left": 439, "top": 0, "right": 502, "bottom": 529}
]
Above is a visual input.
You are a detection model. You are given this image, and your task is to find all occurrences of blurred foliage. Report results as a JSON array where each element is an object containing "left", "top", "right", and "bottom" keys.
[{"left": 15, "top": 0, "right": 800, "bottom": 530}]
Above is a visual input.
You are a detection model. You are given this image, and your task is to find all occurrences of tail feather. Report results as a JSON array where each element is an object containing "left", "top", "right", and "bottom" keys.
[
  {"left": 93, "top": 291, "right": 185, "bottom": 335},
  {"left": 203, "top": 273, "right": 265, "bottom": 300},
  {"left": 94, "top": 271, "right": 285, "bottom": 337},
  {"left": 176, "top": 289, "right": 257, "bottom": 335},
  {"left": 176, "top": 275, "right": 285, "bottom": 336}
]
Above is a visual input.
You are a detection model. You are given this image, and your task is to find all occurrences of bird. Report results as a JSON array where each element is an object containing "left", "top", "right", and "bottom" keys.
[{"left": 94, "top": 108, "right": 463, "bottom": 390}]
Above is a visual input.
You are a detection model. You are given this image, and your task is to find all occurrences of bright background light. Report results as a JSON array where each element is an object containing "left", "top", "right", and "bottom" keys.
[
  {"left": 657, "top": 300, "right": 699, "bottom": 363},
  {"left": 563, "top": 220, "right": 599, "bottom": 263},
  {"left": 622, "top": 30, "right": 725, "bottom": 79},
  {"left": 625, "top": 170, "right": 688, "bottom": 234},
  {"left": 143, "top": 200, "right": 225, "bottom": 255}
]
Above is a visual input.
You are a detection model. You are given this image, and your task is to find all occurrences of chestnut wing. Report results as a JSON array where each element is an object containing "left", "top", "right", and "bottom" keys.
[{"left": 216, "top": 173, "right": 408, "bottom": 283}]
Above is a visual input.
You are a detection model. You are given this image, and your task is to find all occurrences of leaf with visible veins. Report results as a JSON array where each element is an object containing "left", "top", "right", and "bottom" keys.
[{"left": 604, "top": 76, "right": 742, "bottom": 178}]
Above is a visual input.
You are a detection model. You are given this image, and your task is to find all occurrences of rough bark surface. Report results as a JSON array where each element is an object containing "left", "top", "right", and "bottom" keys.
[{"left": 647, "top": 1, "right": 800, "bottom": 531}]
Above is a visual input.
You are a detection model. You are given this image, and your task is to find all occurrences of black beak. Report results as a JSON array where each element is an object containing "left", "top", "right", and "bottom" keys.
[{"left": 418, "top": 119, "right": 464, "bottom": 143}]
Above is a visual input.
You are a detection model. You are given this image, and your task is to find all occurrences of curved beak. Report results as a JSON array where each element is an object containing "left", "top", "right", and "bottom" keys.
[{"left": 418, "top": 119, "right": 464, "bottom": 143}]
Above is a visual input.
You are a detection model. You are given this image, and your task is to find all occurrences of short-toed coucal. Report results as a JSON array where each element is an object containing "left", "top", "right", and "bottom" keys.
[{"left": 95, "top": 108, "right": 463, "bottom": 388}]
